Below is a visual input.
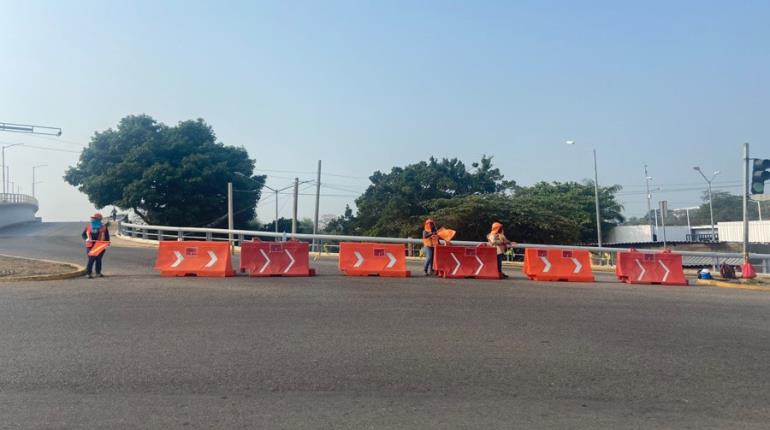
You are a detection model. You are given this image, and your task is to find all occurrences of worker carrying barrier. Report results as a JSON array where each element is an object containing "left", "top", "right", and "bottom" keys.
[
  {"left": 338, "top": 242, "right": 410, "bottom": 277},
  {"left": 240, "top": 240, "right": 316, "bottom": 277},
  {"left": 87, "top": 241, "right": 111, "bottom": 257},
  {"left": 433, "top": 245, "right": 500, "bottom": 279},
  {"left": 155, "top": 241, "right": 235, "bottom": 277},
  {"left": 523, "top": 248, "right": 595, "bottom": 282},
  {"left": 615, "top": 249, "right": 688, "bottom": 286}
]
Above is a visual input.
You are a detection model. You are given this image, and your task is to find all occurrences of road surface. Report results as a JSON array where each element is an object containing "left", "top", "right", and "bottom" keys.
[{"left": 1, "top": 222, "right": 769, "bottom": 429}]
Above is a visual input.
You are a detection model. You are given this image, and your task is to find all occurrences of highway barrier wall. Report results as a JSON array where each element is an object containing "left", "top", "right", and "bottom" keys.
[{"left": 0, "top": 194, "right": 39, "bottom": 230}]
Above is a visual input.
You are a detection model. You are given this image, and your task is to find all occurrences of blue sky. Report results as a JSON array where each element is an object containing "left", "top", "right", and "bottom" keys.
[{"left": 1, "top": 0, "right": 768, "bottom": 223}]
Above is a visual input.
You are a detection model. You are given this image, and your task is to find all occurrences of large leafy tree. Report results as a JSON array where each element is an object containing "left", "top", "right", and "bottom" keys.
[
  {"left": 65, "top": 115, "right": 265, "bottom": 228},
  {"left": 326, "top": 156, "right": 624, "bottom": 244},
  {"left": 512, "top": 181, "right": 624, "bottom": 244},
  {"left": 352, "top": 156, "right": 515, "bottom": 237}
]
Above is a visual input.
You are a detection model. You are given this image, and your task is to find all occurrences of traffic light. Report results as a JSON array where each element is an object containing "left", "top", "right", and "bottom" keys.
[{"left": 751, "top": 159, "right": 770, "bottom": 194}]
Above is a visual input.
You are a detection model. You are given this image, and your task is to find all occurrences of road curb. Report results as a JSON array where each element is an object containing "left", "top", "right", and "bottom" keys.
[
  {"left": 0, "top": 253, "right": 86, "bottom": 282},
  {"left": 695, "top": 278, "right": 770, "bottom": 292}
]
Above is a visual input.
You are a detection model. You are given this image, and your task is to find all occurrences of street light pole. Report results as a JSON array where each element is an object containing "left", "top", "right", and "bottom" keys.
[
  {"left": 32, "top": 164, "right": 47, "bottom": 198},
  {"left": 644, "top": 164, "right": 654, "bottom": 241},
  {"left": 566, "top": 141, "right": 602, "bottom": 246},
  {"left": 1, "top": 143, "right": 23, "bottom": 195},
  {"left": 693, "top": 166, "right": 720, "bottom": 242},
  {"left": 592, "top": 149, "right": 602, "bottom": 247}
]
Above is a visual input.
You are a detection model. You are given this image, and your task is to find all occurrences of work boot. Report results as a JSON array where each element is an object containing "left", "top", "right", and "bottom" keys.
[
  {"left": 98, "top": 274, "right": 104, "bottom": 278},
  {"left": 86, "top": 274, "right": 93, "bottom": 279},
  {"left": 500, "top": 273, "right": 509, "bottom": 279}
]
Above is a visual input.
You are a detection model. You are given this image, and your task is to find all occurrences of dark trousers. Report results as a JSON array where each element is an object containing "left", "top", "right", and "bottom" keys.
[
  {"left": 424, "top": 246, "right": 434, "bottom": 273},
  {"left": 497, "top": 254, "right": 503, "bottom": 273},
  {"left": 86, "top": 250, "right": 105, "bottom": 275}
]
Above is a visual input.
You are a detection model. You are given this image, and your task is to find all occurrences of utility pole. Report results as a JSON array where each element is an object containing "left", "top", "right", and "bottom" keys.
[
  {"left": 32, "top": 164, "right": 47, "bottom": 198},
  {"left": 312, "top": 160, "right": 321, "bottom": 252},
  {"left": 227, "top": 182, "right": 234, "bottom": 253},
  {"left": 292, "top": 177, "right": 299, "bottom": 238}
]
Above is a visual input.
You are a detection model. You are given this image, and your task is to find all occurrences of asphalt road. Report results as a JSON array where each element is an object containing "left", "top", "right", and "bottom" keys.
[{"left": 1, "top": 222, "right": 770, "bottom": 429}]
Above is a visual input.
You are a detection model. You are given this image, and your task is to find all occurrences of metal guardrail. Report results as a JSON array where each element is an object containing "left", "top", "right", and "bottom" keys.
[
  {"left": 0, "top": 193, "right": 38, "bottom": 206},
  {"left": 119, "top": 221, "right": 770, "bottom": 272}
]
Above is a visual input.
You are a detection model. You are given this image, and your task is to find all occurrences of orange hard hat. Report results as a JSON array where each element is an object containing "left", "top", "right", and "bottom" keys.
[
  {"left": 491, "top": 222, "right": 503, "bottom": 234},
  {"left": 91, "top": 213, "right": 103, "bottom": 220}
]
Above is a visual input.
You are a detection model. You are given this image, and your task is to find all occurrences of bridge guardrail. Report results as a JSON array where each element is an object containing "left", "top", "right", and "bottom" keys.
[
  {"left": 118, "top": 221, "right": 770, "bottom": 273},
  {"left": 0, "top": 193, "right": 38, "bottom": 206}
]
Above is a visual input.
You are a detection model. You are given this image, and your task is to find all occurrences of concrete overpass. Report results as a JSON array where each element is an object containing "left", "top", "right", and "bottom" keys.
[{"left": 0, "top": 193, "right": 39, "bottom": 229}]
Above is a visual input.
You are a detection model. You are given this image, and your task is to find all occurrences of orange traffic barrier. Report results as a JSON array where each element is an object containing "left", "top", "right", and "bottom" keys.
[
  {"left": 615, "top": 249, "right": 688, "bottom": 286},
  {"left": 87, "top": 241, "right": 110, "bottom": 257},
  {"left": 338, "top": 242, "right": 410, "bottom": 277},
  {"left": 433, "top": 245, "right": 500, "bottom": 279},
  {"left": 523, "top": 248, "right": 595, "bottom": 282},
  {"left": 155, "top": 241, "right": 235, "bottom": 277},
  {"left": 240, "top": 240, "right": 315, "bottom": 277}
]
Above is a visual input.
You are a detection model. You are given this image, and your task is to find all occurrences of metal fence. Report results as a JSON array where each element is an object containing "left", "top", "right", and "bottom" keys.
[
  {"left": 0, "top": 193, "right": 38, "bottom": 206},
  {"left": 119, "top": 221, "right": 770, "bottom": 272}
]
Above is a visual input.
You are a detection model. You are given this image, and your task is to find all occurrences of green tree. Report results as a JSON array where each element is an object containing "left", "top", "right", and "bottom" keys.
[
  {"left": 326, "top": 157, "right": 623, "bottom": 244},
  {"left": 323, "top": 205, "right": 357, "bottom": 235},
  {"left": 426, "top": 194, "right": 582, "bottom": 243},
  {"left": 512, "top": 181, "right": 624, "bottom": 243},
  {"left": 65, "top": 115, "right": 265, "bottom": 228},
  {"left": 352, "top": 155, "right": 515, "bottom": 237},
  {"left": 262, "top": 217, "right": 314, "bottom": 234}
]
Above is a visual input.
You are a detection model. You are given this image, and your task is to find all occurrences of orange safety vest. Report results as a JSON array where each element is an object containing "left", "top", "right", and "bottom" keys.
[{"left": 85, "top": 224, "right": 107, "bottom": 248}]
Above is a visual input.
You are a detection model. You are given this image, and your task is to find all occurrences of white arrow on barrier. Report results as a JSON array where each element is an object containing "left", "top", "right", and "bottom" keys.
[
  {"left": 570, "top": 257, "right": 582, "bottom": 274},
  {"left": 474, "top": 255, "right": 484, "bottom": 276},
  {"left": 259, "top": 249, "right": 271, "bottom": 273},
  {"left": 635, "top": 259, "right": 646, "bottom": 281},
  {"left": 386, "top": 252, "right": 397, "bottom": 269},
  {"left": 540, "top": 256, "right": 552, "bottom": 273},
  {"left": 659, "top": 260, "right": 670, "bottom": 282},
  {"left": 354, "top": 251, "right": 365, "bottom": 268},
  {"left": 450, "top": 253, "right": 461, "bottom": 275},
  {"left": 284, "top": 250, "right": 295, "bottom": 273},
  {"left": 205, "top": 251, "right": 218, "bottom": 268},
  {"left": 171, "top": 251, "right": 184, "bottom": 268}
]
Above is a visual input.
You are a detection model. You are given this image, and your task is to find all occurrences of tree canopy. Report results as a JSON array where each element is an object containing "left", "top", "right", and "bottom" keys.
[
  {"left": 65, "top": 115, "right": 265, "bottom": 228},
  {"left": 325, "top": 156, "right": 624, "bottom": 244}
]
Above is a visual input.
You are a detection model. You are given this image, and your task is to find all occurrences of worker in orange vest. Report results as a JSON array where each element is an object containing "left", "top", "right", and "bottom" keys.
[
  {"left": 82, "top": 212, "right": 110, "bottom": 279},
  {"left": 487, "top": 222, "right": 513, "bottom": 278},
  {"left": 422, "top": 218, "right": 439, "bottom": 276}
]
